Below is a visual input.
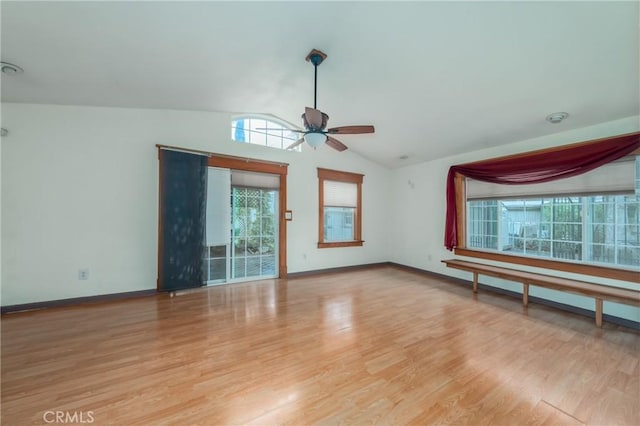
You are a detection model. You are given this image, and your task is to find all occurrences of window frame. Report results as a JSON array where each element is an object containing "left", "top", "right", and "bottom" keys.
[
  {"left": 317, "top": 168, "right": 364, "bottom": 248},
  {"left": 452, "top": 145, "right": 640, "bottom": 283}
]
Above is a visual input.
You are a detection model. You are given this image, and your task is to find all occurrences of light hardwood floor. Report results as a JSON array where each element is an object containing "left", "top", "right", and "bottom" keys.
[{"left": 2, "top": 266, "right": 639, "bottom": 425}]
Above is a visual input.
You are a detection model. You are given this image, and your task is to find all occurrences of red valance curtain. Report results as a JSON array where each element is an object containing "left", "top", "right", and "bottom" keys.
[{"left": 444, "top": 132, "right": 640, "bottom": 251}]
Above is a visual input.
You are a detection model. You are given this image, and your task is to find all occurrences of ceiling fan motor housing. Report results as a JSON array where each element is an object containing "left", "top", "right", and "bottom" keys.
[{"left": 302, "top": 111, "right": 329, "bottom": 131}]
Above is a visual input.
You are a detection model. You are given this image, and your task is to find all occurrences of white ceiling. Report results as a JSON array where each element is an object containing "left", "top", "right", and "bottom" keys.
[{"left": 1, "top": 1, "right": 638, "bottom": 168}]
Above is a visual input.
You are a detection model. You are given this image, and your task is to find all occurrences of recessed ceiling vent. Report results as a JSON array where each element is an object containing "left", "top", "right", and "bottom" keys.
[
  {"left": 0, "top": 61, "right": 24, "bottom": 75},
  {"left": 546, "top": 112, "right": 569, "bottom": 124}
]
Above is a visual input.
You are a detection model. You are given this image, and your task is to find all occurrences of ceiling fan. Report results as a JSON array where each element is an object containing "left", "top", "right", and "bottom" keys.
[{"left": 287, "top": 49, "right": 375, "bottom": 151}]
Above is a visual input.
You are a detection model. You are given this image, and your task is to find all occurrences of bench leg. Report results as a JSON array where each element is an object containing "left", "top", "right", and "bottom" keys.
[
  {"left": 595, "top": 298, "right": 603, "bottom": 327},
  {"left": 473, "top": 272, "right": 478, "bottom": 293},
  {"left": 523, "top": 283, "right": 529, "bottom": 307}
]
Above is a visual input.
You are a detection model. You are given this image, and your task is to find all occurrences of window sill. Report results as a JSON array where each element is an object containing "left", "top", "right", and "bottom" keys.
[
  {"left": 318, "top": 240, "right": 364, "bottom": 249},
  {"left": 453, "top": 247, "right": 640, "bottom": 283}
]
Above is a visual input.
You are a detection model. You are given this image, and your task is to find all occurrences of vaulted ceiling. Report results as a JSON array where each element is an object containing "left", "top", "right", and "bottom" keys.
[{"left": 1, "top": 1, "right": 638, "bottom": 167}]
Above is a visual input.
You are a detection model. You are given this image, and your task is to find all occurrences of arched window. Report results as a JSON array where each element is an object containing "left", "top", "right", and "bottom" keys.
[{"left": 231, "top": 115, "right": 300, "bottom": 151}]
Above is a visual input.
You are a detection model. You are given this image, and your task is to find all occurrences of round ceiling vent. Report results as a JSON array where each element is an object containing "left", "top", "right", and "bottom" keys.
[
  {"left": 546, "top": 112, "right": 569, "bottom": 124},
  {"left": 1, "top": 62, "right": 24, "bottom": 75}
]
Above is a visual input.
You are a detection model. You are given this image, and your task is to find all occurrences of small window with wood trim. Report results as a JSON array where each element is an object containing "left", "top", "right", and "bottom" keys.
[{"left": 318, "top": 168, "right": 364, "bottom": 248}]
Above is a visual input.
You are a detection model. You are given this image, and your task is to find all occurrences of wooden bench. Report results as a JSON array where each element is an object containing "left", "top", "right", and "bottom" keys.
[{"left": 442, "top": 259, "right": 640, "bottom": 327}]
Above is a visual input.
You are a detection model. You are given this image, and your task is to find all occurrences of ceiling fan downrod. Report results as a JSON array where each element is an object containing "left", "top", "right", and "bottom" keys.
[
  {"left": 306, "top": 49, "right": 327, "bottom": 110},
  {"left": 314, "top": 61, "right": 318, "bottom": 109}
]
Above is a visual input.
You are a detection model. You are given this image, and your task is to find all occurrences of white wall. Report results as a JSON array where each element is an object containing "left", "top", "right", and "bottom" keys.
[
  {"left": 1, "top": 103, "right": 391, "bottom": 306},
  {"left": 390, "top": 116, "right": 640, "bottom": 322}
]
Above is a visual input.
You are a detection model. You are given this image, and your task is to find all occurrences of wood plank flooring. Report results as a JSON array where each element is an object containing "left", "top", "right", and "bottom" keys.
[{"left": 2, "top": 266, "right": 639, "bottom": 425}]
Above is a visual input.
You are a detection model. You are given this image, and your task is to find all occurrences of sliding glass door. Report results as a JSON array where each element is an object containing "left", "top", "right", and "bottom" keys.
[
  {"left": 231, "top": 187, "right": 278, "bottom": 280},
  {"left": 204, "top": 168, "right": 279, "bottom": 284}
]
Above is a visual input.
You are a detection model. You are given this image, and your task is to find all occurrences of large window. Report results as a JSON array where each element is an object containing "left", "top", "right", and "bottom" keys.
[
  {"left": 318, "top": 168, "right": 364, "bottom": 248},
  {"left": 231, "top": 115, "right": 300, "bottom": 151},
  {"left": 468, "top": 195, "right": 640, "bottom": 269},
  {"left": 461, "top": 154, "right": 639, "bottom": 278}
]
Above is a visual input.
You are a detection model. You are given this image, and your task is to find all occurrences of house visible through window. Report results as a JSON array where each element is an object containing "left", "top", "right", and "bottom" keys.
[
  {"left": 231, "top": 115, "right": 300, "bottom": 151},
  {"left": 318, "top": 168, "right": 364, "bottom": 248}
]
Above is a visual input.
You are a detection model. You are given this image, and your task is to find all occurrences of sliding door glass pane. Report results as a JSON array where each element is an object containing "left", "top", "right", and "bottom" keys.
[{"left": 231, "top": 186, "right": 278, "bottom": 280}]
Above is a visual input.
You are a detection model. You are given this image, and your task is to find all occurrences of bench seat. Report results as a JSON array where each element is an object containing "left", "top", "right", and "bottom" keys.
[{"left": 442, "top": 259, "right": 640, "bottom": 327}]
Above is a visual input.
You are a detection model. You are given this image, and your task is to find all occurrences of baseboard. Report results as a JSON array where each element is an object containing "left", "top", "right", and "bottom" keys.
[
  {"left": 388, "top": 262, "right": 640, "bottom": 330},
  {"left": 286, "top": 262, "right": 391, "bottom": 279},
  {"left": 2, "top": 264, "right": 390, "bottom": 313},
  {"left": 4, "top": 264, "right": 637, "bottom": 330},
  {"left": 1, "top": 289, "right": 158, "bottom": 314}
]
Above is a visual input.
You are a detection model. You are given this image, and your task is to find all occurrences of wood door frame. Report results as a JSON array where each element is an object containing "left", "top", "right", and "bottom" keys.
[{"left": 208, "top": 154, "right": 289, "bottom": 278}]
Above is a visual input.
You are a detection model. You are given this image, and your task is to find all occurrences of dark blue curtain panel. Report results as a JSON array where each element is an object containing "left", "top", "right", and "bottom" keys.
[{"left": 158, "top": 150, "right": 207, "bottom": 291}]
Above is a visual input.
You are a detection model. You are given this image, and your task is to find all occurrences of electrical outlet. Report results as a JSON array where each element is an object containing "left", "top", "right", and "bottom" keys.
[{"left": 78, "top": 269, "right": 89, "bottom": 280}]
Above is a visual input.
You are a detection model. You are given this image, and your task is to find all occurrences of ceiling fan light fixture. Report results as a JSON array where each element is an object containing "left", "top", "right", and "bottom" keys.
[{"left": 304, "top": 132, "right": 327, "bottom": 148}]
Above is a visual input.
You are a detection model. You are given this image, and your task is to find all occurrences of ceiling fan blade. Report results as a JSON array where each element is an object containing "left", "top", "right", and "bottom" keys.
[
  {"left": 286, "top": 138, "right": 305, "bottom": 150},
  {"left": 304, "top": 107, "right": 324, "bottom": 129},
  {"left": 327, "top": 125, "right": 375, "bottom": 135},
  {"left": 325, "top": 136, "right": 348, "bottom": 152}
]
